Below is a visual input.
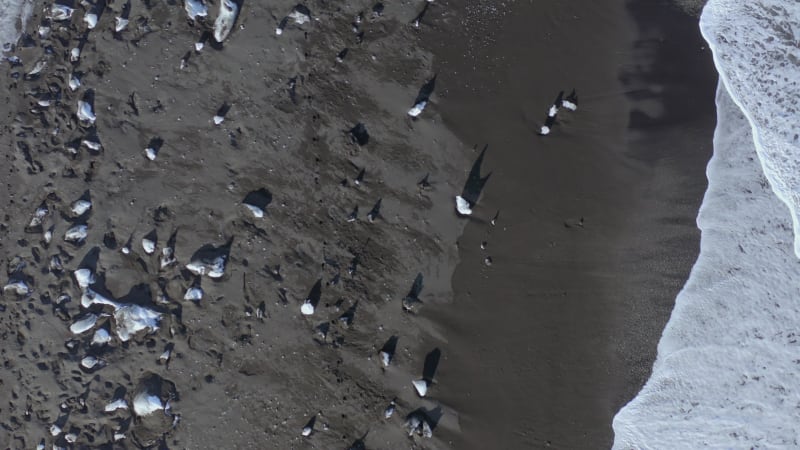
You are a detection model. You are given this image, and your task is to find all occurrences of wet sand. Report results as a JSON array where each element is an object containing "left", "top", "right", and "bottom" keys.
[{"left": 427, "top": 0, "right": 717, "bottom": 448}]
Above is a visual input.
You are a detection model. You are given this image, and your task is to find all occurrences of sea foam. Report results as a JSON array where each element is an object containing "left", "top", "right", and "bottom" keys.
[{"left": 613, "top": 1, "right": 800, "bottom": 447}]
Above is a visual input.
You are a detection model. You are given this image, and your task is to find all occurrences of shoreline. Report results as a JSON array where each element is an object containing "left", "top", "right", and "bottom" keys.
[{"left": 429, "top": 0, "right": 717, "bottom": 448}]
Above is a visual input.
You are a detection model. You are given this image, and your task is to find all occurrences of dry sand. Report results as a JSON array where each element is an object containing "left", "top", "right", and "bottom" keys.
[{"left": 1, "top": 0, "right": 477, "bottom": 448}]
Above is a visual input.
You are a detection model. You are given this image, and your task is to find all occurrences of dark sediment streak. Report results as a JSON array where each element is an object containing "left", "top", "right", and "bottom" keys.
[{"left": 427, "top": 0, "right": 716, "bottom": 448}]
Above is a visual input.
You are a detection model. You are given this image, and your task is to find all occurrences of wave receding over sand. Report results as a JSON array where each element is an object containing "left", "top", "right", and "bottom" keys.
[{"left": 614, "top": 1, "right": 800, "bottom": 447}]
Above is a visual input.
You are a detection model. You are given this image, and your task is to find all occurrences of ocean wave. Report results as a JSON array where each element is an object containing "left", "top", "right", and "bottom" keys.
[
  {"left": 701, "top": 0, "right": 800, "bottom": 258},
  {"left": 612, "top": 1, "right": 800, "bottom": 447}
]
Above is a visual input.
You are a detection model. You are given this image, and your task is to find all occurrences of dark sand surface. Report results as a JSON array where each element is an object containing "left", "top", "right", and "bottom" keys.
[
  {"left": 425, "top": 0, "right": 717, "bottom": 448},
  {"left": 0, "top": 0, "right": 481, "bottom": 448}
]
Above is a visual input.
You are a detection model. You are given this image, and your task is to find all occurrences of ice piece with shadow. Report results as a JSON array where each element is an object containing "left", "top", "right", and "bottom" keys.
[
  {"left": 242, "top": 188, "right": 272, "bottom": 218},
  {"left": 213, "top": 0, "right": 239, "bottom": 43},
  {"left": 456, "top": 144, "right": 491, "bottom": 216}
]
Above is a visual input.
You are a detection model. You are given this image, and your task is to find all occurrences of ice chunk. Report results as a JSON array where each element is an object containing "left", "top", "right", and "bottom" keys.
[
  {"left": 133, "top": 392, "right": 163, "bottom": 416},
  {"left": 50, "top": 4, "right": 74, "bottom": 21},
  {"left": 142, "top": 238, "right": 156, "bottom": 254},
  {"left": 71, "top": 199, "right": 92, "bottom": 216},
  {"left": 3, "top": 280, "right": 30, "bottom": 296},
  {"left": 91, "top": 328, "right": 111, "bottom": 346},
  {"left": 455, "top": 195, "right": 472, "bottom": 216},
  {"left": 407, "top": 100, "right": 427, "bottom": 117},
  {"left": 104, "top": 398, "right": 128, "bottom": 412},
  {"left": 114, "top": 304, "right": 161, "bottom": 342},
  {"left": 70, "top": 314, "right": 98, "bottom": 334},
  {"left": 184, "top": 287, "right": 203, "bottom": 301},
  {"left": 74, "top": 268, "right": 95, "bottom": 289},
  {"left": 77, "top": 101, "right": 95, "bottom": 124},
  {"left": 213, "top": 0, "right": 239, "bottom": 42},
  {"left": 412, "top": 378, "right": 428, "bottom": 397},
  {"left": 185, "top": 0, "right": 208, "bottom": 20}
]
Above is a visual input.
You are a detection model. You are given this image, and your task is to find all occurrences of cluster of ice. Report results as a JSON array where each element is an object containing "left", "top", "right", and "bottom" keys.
[{"left": 614, "top": 1, "right": 800, "bottom": 447}]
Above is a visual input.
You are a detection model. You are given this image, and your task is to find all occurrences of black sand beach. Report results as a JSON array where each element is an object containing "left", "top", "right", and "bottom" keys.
[
  {"left": 0, "top": 0, "right": 715, "bottom": 448},
  {"left": 426, "top": 0, "right": 717, "bottom": 448}
]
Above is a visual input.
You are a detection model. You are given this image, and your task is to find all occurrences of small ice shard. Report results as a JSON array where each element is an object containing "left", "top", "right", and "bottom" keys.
[
  {"left": 50, "top": 255, "right": 64, "bottom": 272},
  {"left": 562, "top": 89, "right": 578, "bottom": 111},
  {"left": 82, "top": 139, "right": 102, "bottom": 152},
  {"left": 404, "top": 411, "right": 433, "bottom": 437},
  {"left": 209, "top": 256, "right": 226, "bottom": 278},
  {"left": 142, "top": 238, "right": 156, "bottom": 254},
  {"left": 91, "top": 328, "right": 111, "bottom": 346},
  {"left": 27, "top": 203, "right": 48, "bottom": 230},
  {"left": 72, "top": 199, "right": 92, "bottom": 216},
  {"left": 336, "top": 48, "right": 348, "bottom": 63},
  {"left": 50, "top": 4, "right": 74, "bottom": 21},
  {"left": 160, "top": 247, "right": 176, "bottom": 268},
  {"left": 84, "top": 12, "right": 98, "bottom": 29},
  {"left": 242, "top": 188, "right": 272, "bottom": 218},
  {"left": 213, "top": 0, "right": 239, "bottom": 43},
  {"left": 349, "top": 123, "right": 369, "bottom": 146},
  {"left": 44, "top": 226, "right": 54, "bottom": 244},
  {"left": 3, "top": 280, "right": 30, "bottom": 296},
  {"left": 50, "top": 424, "right": 62, "bottom": 436},
  {"left": 195, "top": 41, "right": 204, "bottom": 51},
  {"left": 412, "top": 378, "right": 428, "bottom": 397},
  {"left": 213, "top": 115, "right": 224, "bottom": 125},
  {"left": 70, "top": 47, "right": 81, "bottom": 62},
  {"left": 455, "top": 195, "right": 472, "bottom": 216},
  {"left": 288, "top": 6, "right": 311, "bottom": 25},
  {"left": 185, "top": 0, "right": 208, "bottom": 20},
  {"left": 183, "top": 286, "right": 203, "bottom": 301},
  {"left": 70, "top": 314, "right": 98, "bottom": 335},
  {"left": 159, "top": 347, "right": 171, "bottom": 364},
  {"left": 65, "top": 224, "right": 88, "bottom": 243},
  {"left": 422, "top": 420, "right": 433, "bottom": 438},
  {"left": 115, "top": 17, "right": 128, "bottom": 32},
  {"left": 380, "top": 350, "right": 391, "bottom": 367},
  {"left": 384, "top": 400, "right": 395, "bottom": 419},
  {"left": 539, "top": 126, "right": 550, "bottom": 135},
  {"left": 145, "top": 137, "right": 163, "bottom": 161},
  {"left": 300, "top": 300, "right": 314, "bottom": 315},
  {"left": 491, "top": 210, "right": 499, "bottom": 226},
  {"left": 133, "top": 392, "right": 164, "bottom": 416},
  {"left": 244, "top": 204, "right": 263, "bottom": 218},
  {"left": 302, "top": 426, "right": 312, "bottom": 437},
  {"left": 114, "top": 304, "right": 161, "bottom": 342},
  {"left": 80, "top": 355, "right": 104, "bottom": 370},
  {"left": 186, "top": 261, "right": 205, "bottom": 275},
  {"left": 407, "top": 100, "right": 427, "bottom": 117},
  {"left": 69, "top": 73, "right": 81, "bottom": 91},
  {"left": 275, "top": 17, "right": 287, "bottom": 35},
  {"left": 104, "top": 399, "right": 128, "bottom": 412},
  {"left": 77, "top": 100, "right": 96, "bottom": 125},
  {"left": 39, "top": 24, "right": 51, "bottom": 38},
  {"left": 36, "top": 439, "right": 45, "bottom": 450},
  {"left": 548, "top": 104, "right": 558, "bottom": 118},
  {"left": 81, "top": 288, "right": 117, "bottom": 309},
  {"left": 74, "top": 268, "right": 95, "bottom": 289},
  {"left": 186, "top": 255, "right": 227, "bottom": 278},
  {"left": 347, "top": 205, "right": 358, "bottom": 222},
  {"left": 65, "top": 432, "right": 78, "bottom": 443}
]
